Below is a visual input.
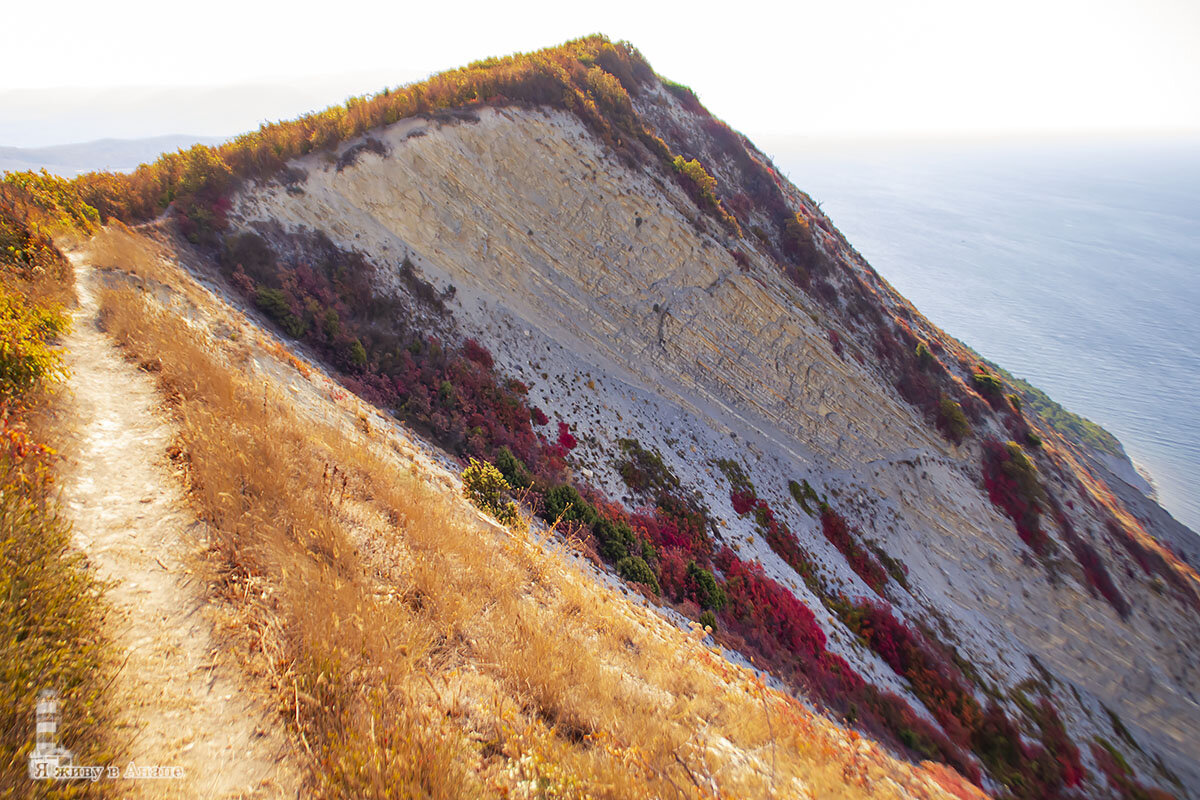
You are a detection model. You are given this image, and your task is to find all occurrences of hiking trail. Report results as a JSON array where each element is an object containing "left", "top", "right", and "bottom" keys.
[{"left": 56, "top": 250, "right": 299, "bottom": 799}]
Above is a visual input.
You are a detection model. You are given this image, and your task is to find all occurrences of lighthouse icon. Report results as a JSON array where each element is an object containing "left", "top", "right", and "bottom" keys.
[{"left": 28, "top": 689, "right": 74, "bottom": 780}]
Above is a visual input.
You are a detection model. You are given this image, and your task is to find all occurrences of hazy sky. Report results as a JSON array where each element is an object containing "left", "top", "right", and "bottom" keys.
[{"left": 3, "top": 0, "right": 1199, "bottom": 147}]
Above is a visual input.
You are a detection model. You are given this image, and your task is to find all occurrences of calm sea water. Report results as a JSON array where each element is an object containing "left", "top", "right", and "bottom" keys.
[{"left": 765, "top": 135, "right": 1200, "bottom": 533}]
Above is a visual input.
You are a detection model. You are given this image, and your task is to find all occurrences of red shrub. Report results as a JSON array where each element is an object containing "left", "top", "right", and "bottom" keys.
[
  {"left": 717, "top": 549, "right": 826, "bottom": 660},
  {"left": 1088, "top": 740, "right": 1174, "bottom": 799},
  {"left": 556, "top": 421, "right": 577, "bottom": 451},
  {"left": 730, "top": 490, "right": 755, "bottom": 515},
  {"left": 820, "top": 507, "right": 889, "bottom": 594},
  {"left": 631, "top": 511, "right": 692, "bottom": 552},
  {"left": 1034, "top": 699, "right": 1085, "bottom": 788},
  {"left": 1107, "top": 519, "right": 1199, "bottom": 610},
  {"left": 728, "top": 491, "right": 818, "bottom": 584},
  {"left": 981, "top": 439, "right": 1049, "bottom": 554},
  {"left": 838, "top": 598, "right": 983, "bottom": 749},
  {"left": 462, "top": 337, "right": 494, "bottom": 370},
  {"left": 655, "top": 547, "right": 691, "bottom": 602}
]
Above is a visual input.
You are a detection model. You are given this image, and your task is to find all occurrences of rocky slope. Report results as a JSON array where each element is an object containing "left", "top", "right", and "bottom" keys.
[{"left": 223, "top": 76, "right": 1200, "bottom": 797}]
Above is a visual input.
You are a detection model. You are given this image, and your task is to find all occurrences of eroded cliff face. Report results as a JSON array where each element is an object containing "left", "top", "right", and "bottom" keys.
[{"left": 232, "top": 104, "right": 1200, "bottom": 793}]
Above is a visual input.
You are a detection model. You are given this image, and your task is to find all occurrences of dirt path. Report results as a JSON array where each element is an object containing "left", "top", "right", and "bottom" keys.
[{"left": 56, "top": 253, "right": 298, "bottom": 798}]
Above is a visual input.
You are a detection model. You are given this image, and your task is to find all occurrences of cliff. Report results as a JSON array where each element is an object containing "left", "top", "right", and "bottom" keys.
[{"left": 227, "top": 72, "right": 1200, "bottom": 795}]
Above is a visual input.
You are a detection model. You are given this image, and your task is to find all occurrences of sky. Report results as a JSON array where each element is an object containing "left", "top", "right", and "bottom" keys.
[{"left": 3, "top": 0, "right": 1199, "bottom": 148}]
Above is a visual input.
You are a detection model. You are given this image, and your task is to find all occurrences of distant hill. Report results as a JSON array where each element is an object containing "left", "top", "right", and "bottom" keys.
[{"left": 0, "top": 134, "right": 224, "bottom": 177}]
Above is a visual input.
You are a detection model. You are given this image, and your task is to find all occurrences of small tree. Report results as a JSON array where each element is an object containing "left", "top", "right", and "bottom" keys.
[
  {"left": 462, "top": 458, "right": 521, "bottom": 528},
  {"left": 494, "top": 446, "right": 532, "bottom": 489},
  {"left": 617, "top": 555, "right": 660, "bottom": 593}
]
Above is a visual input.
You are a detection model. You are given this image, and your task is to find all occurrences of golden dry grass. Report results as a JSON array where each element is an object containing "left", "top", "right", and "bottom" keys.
[{"left": 92, "top": 229, "right": 989, "bottom": 800}]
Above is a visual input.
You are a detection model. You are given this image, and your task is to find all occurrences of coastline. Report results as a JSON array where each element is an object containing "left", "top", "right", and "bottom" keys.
[
  {"left": 1093, "top": 448, "right": 1159, "bottom": 503},
  {"left": 1131, "top": 458, "right": 1160, "bottom": 502}
]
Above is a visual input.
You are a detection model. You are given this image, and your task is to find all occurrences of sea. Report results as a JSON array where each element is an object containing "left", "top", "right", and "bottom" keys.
[{"left": 763, "top": 133, "right": 1200, "bottom": 534}]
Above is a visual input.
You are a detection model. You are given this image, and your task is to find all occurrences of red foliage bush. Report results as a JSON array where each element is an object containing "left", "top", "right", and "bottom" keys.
[
  {"left": 727, "top": 490, "right": 819, "bottom": 585},
  {"left": 820, "top": 507, "right": 889, "bottom": 594},
  {"left": 556, "top": 421, "right": 577, "bottom": 451},
  {"left": 462, "top": 338, "right": 494, "bottom": 370},
  {"left": 216, "top": 229, "right": 565, "bottom": 485},
  {"left": 1033, "top": 699, "right": 1085, "bottom": 789},
  {"left": 631, "top": 511, "right": 689, "bottom": 551},
  {"left": 981, "top": 439, "right": 1049, "bottom": 554},
  {"left": 717, "top": 549, "right": 826, "bottom": 661},
  {"left": 839, "top": 598, "right": 979, "bottom": 747},
  {"left": 1106, "top": 519, "right": 1199, "bottom": 611},
  {"left": 730, "top": 490, "right": 755, "bottom": 516},
  {"left": 1089, "top": 740, "right": 1175, "bottom": 800}
]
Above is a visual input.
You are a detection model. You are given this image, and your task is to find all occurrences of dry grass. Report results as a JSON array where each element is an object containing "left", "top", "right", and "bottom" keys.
[
  {"left": 87, "top": 222, "right": 172, "bottom": 284},
  {"left": 92, "top": 231, "right": 988, "bottom": 800}
]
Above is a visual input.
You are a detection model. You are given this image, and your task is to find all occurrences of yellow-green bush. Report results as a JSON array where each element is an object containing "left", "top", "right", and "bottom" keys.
[
  {"left": 461, "top": 458, "right": 521, "bottom": 528},
  {"left": 0, "top": 286, "right": 69, "bottom": 400}
]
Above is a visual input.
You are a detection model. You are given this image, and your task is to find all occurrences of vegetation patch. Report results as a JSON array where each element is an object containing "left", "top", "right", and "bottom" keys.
[
  {"left": 820, "top": 506, "right": 890, "bottom": 595},
  {"left": 985, "top": 359, "right": 1123, "bottom": 457},
  {"left": 787, "top": 478, "right": 821, "bottom": 516},
  {"left": 982, "top": 439, "right": 1050, "bottom": 554},
  {"left": 462, "top": 458, "right": 523, "bottom": 529}
]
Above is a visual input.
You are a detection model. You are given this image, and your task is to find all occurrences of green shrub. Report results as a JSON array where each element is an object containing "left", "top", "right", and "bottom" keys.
[
  {"left": 542, "top": 483, "right": 598, "bottom": 526},
  {"left": 1001, "top": 441, "right": 1042, "bottom": 501},
  {"left": 494, "top": 446, "right": 533, "bottom": 489},
  {"left": 254, "top": 285, "right": 307, "bottom": 338},
  {"left": 715, "top": 458, "right": 754, "bottom": 496},
  {"left": 972, "top": 371, "right": 1004, "bottom": 400},
  {"left": 698, "top": 610, "right": 718, "bottom": 632},
  {"left": 982, "top": 360, "right": 1122, "bottom": 457},
  {"left": 347, "top": 339, "right": 367, "bottom": 369},
  {"left": 787, "top": 478, "right": 820, "bottom": 516},
  {"left": 938, "top": 395, "right": 971, "bottom": 444},
  {"left": 616, "top": 437, "right": 676, "bottom": 496},
  {"left": 592, "top": 516, "right": 635, "bottom": 562},
  {"left": 461, "top": 458, "right": 520, "bottom": 528},
  {"left": 687, "top": 561, "right": 726, "bottom": 611},
  {"left": 617, "top": 555, "right": 660, "bottom": 593},
  {"left": 322, "top": 309, "right": 341, "bottom": 339}
]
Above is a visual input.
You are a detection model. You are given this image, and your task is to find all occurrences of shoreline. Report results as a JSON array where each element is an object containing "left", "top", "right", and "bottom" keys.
[{"left": 1130, "top": 457, "right": 1160, "bottom": 501}]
